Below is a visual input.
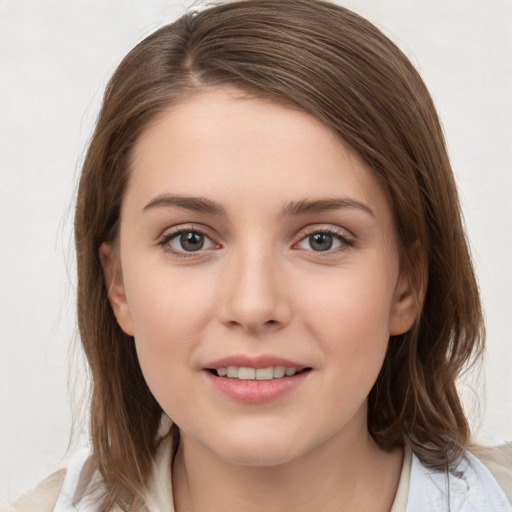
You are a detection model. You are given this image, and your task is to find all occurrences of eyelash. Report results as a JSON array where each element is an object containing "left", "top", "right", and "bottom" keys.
[
  {"left": 296, "top": 228, "right": 355, "bottom": 255},
  {"left": 158, "top": 226, "right": 355, "bottom": 258},
  {"left": 158, "top": 227, "right": 219, "bottom": 258}
]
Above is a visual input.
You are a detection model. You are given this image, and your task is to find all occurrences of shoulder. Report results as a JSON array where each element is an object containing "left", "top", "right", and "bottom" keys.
[
  {"left": 407, "top": 444, "right": 512, "bottom": 511},
  {"left": 470, "top": 443, "right": 512, "bottom": 502},
  {"left": 11, "top": 469, "right": 67, "bottom": 512},
  {"left": 10, "top": 428, "right": 177, "bottom": 512},
  {"left": 11, "top": 450, "right": 97, "bottom": 512}
]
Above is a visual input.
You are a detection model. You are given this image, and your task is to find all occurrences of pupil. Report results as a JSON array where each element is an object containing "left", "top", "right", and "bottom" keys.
[
  {"left": 180, "top": 232, "right": 204, "bottom": 252},
  {"left": 310, "top": 233, "right": 333, "bottom": 251}
]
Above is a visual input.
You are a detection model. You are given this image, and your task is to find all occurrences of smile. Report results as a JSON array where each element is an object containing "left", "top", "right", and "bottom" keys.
[
  {"left": 203, "top": 357, "right": 312, "bottom": 403},
  {"left": 210, "top": 366, "right": 309, "bottom": 380},
  {"left": 204, "top": 368, "right": 311, "bottom": 403}
]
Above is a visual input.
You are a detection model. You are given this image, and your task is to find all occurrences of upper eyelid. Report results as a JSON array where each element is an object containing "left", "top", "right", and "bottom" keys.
[
  {"left": 296, "top": 225, "right": 355, "bottom": 245},
  {"left": 159, "top": 224, "right": 354, "bottom": 254},
  {"left": 160, "top": 223, "right": 352, "bottom": 240},
  {"left": 159, "top": 227, "right": 217, "bottom": 257},
  {"left": 160, "top": 226, "right": 218, "bottom": 247},
  {"left": 161, "top": 224, "right": 216, "bottom": 239},
  {"left": 290, "top": 227, "right": 356, "bottom": 264}
]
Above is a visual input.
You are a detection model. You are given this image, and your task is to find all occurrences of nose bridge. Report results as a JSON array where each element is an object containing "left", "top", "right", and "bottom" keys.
[{"left": 219, "top": 238, "right": 290, "bottom": 332}]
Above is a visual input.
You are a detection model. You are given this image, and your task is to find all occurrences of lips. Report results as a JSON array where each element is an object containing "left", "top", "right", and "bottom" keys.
[
  {"left": 204, "top": 355, "right": 309, "bottom": 371},
  {"left": 209, "top": 366, "right": 308, "bottom": 380},
  {"left": 202, "top": 355, "right": 312, "bottom": 403}
]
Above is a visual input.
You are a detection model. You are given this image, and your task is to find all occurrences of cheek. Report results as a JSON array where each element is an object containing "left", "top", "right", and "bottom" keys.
[
  {"left": 123, "top": 266, "right": 216, "bottom": 391},
  {"left": 126, "top": 262, "right": 216, "bottom": 336},
  {"left": 283, "top": 263, "right": 395, "bottom": 436},
  {"left": 297, "top": 260, "right": 396, "bottom": 371}
]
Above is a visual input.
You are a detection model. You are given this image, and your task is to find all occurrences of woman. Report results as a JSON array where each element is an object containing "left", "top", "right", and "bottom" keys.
[{"left": 13, "top": 0, "right": 512, "bottom": 510}]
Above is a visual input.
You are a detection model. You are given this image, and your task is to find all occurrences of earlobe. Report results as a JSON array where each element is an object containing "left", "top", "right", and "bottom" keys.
[
  {"left": 99, "top": 243, "right": 134, "bottom": 336},
  {"left": 389, "top": 269, "right": 421, "bottom": 336}
]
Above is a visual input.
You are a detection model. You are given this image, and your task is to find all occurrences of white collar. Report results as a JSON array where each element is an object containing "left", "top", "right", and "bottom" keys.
[
  {"left": 407, "top": 448, "right": 512, "bottom": 511},
  {"left": 55, "top": 432, "right": 511, "bottom": 512}
]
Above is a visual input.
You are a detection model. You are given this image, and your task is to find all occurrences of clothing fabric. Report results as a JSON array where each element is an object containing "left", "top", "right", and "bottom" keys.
[
  {"left": 390, "top": 443, "right": 411, "bottom": 512},
  {"left": 12, "top": 435, "right": 512, "bottom": 512},
  {"left": 407, "top": 447, "right": 512, "bottom": 511}
]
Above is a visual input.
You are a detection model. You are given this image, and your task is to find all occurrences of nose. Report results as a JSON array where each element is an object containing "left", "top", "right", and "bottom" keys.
[{"left": 217, "top": 246, "right": 291, "bottom": 334}]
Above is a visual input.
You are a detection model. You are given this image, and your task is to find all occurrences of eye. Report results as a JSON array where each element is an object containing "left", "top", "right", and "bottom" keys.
[
  {"left": 296, "top": 228, "right": 353, "bottom": 253},
  {"left": 159, "top": 228, "right": 217, "bottom": 256}
]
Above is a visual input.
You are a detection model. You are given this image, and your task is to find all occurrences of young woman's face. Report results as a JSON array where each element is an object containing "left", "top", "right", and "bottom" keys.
[{"left": 103, "top": 87, "right": 417, "bottom": 466}]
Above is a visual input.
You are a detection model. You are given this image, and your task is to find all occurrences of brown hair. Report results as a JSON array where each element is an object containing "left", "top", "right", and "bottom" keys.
[{"left": 74, "top": 0, "right": 484, "bottom": 508}]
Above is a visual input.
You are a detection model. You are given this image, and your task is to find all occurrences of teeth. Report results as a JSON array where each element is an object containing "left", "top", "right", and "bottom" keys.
[
  {"left": 273, "top": 366, "right": 286, "bottom": 378},
  {"left": 215, "top": 366, "right": 302, "bottom": 380},
  {"left": 255, "top": 367, "right": 273, "bottom": 380},
  {"left": 227, "top": 366, "right": 238, "bottom": 378},
  {"left": 238, "top": 367, "right": 256, "bottom": 380}
]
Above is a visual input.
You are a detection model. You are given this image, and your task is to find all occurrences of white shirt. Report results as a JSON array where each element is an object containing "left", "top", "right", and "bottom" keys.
[{"left": 51, "top": 435, "right": 511, "bottom": 512}]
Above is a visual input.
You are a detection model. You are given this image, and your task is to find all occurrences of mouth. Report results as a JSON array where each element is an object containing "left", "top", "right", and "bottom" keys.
[
  {"left": 206, "top": 366, "right": 312, "bottom": 381},
  {"left": 202, "top": 356, "right": 313, "bottom": 402}
]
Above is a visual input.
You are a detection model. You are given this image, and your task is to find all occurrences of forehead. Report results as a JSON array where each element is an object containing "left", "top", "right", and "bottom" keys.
[{"left": 126, "top": 87, "right": 391, "bottom": 224}]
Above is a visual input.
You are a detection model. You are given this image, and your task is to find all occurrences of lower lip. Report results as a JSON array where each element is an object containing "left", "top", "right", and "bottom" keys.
[{"left": 203, "top": 370, "right": 310, "bottom": 403}]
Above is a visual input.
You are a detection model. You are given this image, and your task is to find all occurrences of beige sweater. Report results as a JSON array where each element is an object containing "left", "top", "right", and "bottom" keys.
[
  {"left": 10, "top": 469, "right": 66, "bottom": 512},
  {"left": 11, "top": 444, "right": 512, "bottom": 512}
]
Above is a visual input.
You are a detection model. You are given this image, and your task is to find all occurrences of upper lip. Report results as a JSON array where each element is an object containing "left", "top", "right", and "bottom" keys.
[{"left": 204, "top": 355, "right": 309, "bottom": 370}]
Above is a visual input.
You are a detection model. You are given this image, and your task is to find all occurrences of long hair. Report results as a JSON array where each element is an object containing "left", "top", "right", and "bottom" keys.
[{"left": 74, "top": 0, "right": 484, "bottom": 508}]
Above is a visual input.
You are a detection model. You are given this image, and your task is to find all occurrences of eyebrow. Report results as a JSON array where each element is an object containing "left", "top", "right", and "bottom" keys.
[
  {"left": 142, "top": 194, "right": 374, "bottom": 218},
  {"left": 281, "top": 198, "right": 374, "bottom": 218},
  {"left": 142, "top": 195, "right": 227, "bottom": 216}
]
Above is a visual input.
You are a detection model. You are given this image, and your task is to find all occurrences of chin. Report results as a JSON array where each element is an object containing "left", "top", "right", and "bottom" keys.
[
  {"left": 218, "top": 444, "right": 299, "bottom": 467},
  {"left": 201, "top": 425, "right": 312, "bottom": 467}
]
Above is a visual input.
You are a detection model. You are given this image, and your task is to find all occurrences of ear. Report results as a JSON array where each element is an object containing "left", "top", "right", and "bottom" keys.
[
  {"left": 99, "top": 243, "right": 134, "bottom": 336},
  {"left": 388, "top": 266, "right": 422, "bottom": 336}
]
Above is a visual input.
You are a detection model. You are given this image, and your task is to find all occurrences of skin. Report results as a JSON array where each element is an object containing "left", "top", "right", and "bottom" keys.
[{"left": 101, "top": 87, "right": 419, "bottom": 511}]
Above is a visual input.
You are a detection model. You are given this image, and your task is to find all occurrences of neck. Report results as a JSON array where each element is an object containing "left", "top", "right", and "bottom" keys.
[{"left": 172, "top": 426, "right": 403, "bottom": 512}]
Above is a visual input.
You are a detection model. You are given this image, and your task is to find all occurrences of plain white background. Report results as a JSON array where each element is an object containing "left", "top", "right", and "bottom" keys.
[{"left": 1, "top": 0, "right": 511, "bottom": 506}]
